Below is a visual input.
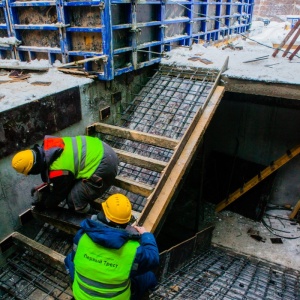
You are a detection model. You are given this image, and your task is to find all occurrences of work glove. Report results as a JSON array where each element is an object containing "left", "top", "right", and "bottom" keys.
[
  {"left": 31, "top": 183, "right": 49, "bottom": 209},
  {"left": 125, "top": 225, "right": 141, "bottom": 240},
  {"left": 32, "top": 193, "right": 46, "bottom": 210}
]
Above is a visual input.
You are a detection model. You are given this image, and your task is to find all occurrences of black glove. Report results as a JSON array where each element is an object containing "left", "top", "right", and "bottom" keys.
[
  {"left": 31, "top": 183, "right": 48, "bottom": 197},
  {"left": 125, "top": 225, "right": 141, "bottom": 240},
  {"left": 31, "top": 183, "right": 49, "bottom": 208}
]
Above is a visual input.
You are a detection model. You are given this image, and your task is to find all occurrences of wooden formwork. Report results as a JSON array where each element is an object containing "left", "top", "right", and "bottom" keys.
[
  {"left": 0, "top": 62, "right": 227, "bottom": 299},
  {"left": 29, "top": 64, "right": 226, "bottom": 236}
]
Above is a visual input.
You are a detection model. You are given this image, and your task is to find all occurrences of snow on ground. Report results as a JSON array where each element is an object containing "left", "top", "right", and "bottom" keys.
[
  {"left": 0, "top": 21, "right": 299, "bottom": 112},
  {"left": 161, "top": 21, "right": 300, "bottom": 84},
  {"left": 0, "top": 60, "right": 93, "bottom": 111}
]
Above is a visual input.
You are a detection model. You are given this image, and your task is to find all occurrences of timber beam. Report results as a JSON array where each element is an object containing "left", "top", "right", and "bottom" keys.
[
  {"left": 1, "top": 232, "right": 66, "bottom": 271},
  {"left": 222, "top": 77, "right": 300, "bottom": 100},
  {"left": 31, "top": 207, "right": 86, "bottom": 236},
  {"left": 86, "top": 123, "right": 179, "bottom": 150},
  {"left": 139, "top": 86, "right": 225, "bottom": 232},
  {"left": 113, "top": 148, "right": 168, "bottom": 172},
  {"left": 115, "top": 175, "right": 154, "bottom": 197}
]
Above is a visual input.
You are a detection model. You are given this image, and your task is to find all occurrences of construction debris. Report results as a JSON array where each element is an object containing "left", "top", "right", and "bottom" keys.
[
  {"left": 6, "top": 71, "right": 31, "bottom": 82},
  {"left": 58, "top": 55, "right": 107, "bottom": 69},
  {"left": 222, "top": 43, "right": 243, "bottom": 51},
  {"left": 243, "top": 55, "right": 269, "bottom": 63},
  {"left": 272, "top": 20, "right": 300, "bottom": 60},
  {"left": 30, "top": 81, "right": 52, "bottom": 86},
  {"left": 187, "top": 57, "right": 213, "bottom": 64},
  {"left": 270, "top": 237, "right": 283, "bottom": 244},
  {"left": 57, "top": 67, "right": 98, "bottom": 78},
  {"left": 247, "top": 228, "right": 266, "bottom": 242}
]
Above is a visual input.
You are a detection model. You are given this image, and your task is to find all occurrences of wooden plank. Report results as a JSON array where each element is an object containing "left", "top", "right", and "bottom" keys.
[
  {"left": 289, "top": 200, "right": 300, "bottom": 219},
  {"left": 289, "top": 44, "right": 300, "bottom": 61},
  {"left": 31, "top": 206, "right": 140, "bottom": 234},
  {"left": 215, "top": 145, "right": 300, "bottom": 213},
  {"left": 115, "top": 175, "right": 154, "bottom": 197},
  {"left": 113, "top": 148, "right": 168, "bottom": 172},
  {"left": 282, "top": 28, "right": 300, "bottom": 57},
  {"left": 58, "top": 55, "right": 107, "bottom": 68},
  {"left": 57, "top": 68, "right": 95, "bottom": 77},
  {"left": 137, "top": 60, "right": 228, "bottom": 231},
  {"left": 272, "top": 20, "right": 300, "bottom": 57},
  {"left": 87, "top": 123, "right": 179, "bottom": 150},
  {"left": 31, "top": 205, "right": 112, "bottom": 234},
  {"left": 139, "top": 86, "right": 225, "bottom": 232},
  {"left": 31, "top": 207, "right": 85, "bottom": 236},
  {"left": 11, "top": 232, "right": 66, "bottom": 271}
]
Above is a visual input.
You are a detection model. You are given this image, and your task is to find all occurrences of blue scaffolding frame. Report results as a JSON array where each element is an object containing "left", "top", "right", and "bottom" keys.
[
  {"left": 0, "top": 0, "right": 14, "bottom": 58},
  {"left": 0, "top": 0, "right": 254, "bottom": 80}
]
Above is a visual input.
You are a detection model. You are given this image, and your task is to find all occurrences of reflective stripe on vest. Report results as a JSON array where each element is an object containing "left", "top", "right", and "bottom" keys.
[
  {"left": 78, "top": 272, "right": 129, "bottom": 289},
  {"left": 78, "top": 282, "right": 129, "bottom": 298},
  {"left": 77, "top": 273, "right": 130, "bottom": 298},
  {"left": 50, "top": 136, "right": 104, "bottom": 179},
  {"left": 71, "top": 136, "right": 88, "bottom": 176},
  {"left": 49, "top": 170, "right": 69, "bottom": 178},
  {"left": 73, "top": 233, "right": 139, "bottom": 300}
]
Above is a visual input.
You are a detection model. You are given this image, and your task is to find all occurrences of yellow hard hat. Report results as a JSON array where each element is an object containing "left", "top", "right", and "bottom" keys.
[
  {"left": 102, "top": 194, "right": 132, "bottom": 224},
  {"left": 11, "top": 150, "right": 35, "bottom": 175}
]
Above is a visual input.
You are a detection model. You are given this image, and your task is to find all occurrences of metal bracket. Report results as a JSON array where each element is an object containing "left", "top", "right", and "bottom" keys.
[
  {"left": 56, "top": 23, "right": 70, "bottom": 28},
  {"left": 130, "top": 27, "right": 142, "bottom": 34}
]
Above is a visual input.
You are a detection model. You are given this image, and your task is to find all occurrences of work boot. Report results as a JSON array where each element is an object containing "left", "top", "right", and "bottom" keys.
[{"left": 76, "top": 203, "right": 99, "bottom": 215}]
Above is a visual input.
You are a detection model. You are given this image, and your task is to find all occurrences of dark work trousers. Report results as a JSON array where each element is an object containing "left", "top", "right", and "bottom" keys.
[
  {"left": 131, "top": 271, "right": 158, "bottom": 300},
  {"left": 67, "top": 141, "right": 119, "bottom": 211}
]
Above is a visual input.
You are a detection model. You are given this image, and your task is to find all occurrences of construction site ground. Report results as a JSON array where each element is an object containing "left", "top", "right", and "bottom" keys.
[{"left": 0, "top": 20, "right": 300, "bottom": 300}]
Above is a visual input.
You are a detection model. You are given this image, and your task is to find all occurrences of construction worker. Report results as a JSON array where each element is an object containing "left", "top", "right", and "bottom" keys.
[
  {"left": 11, "top": 135, "right": 119, "bottom": 213},
  {"left": 64, "top": 193, "right": 160, "bottom": 300}
]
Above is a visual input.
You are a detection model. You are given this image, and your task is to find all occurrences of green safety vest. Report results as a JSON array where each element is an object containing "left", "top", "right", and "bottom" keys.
[
  {"left": 72, "top": 233, "right": 140, "bottom": 300},
  {"left": 50, "top": 136, "right": 104, "bottom": 179}
]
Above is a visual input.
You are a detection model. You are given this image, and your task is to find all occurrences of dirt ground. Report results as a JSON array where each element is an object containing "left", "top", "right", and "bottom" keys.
[{"left": 212, "top": 206, "right": 300, "bottom": 271}]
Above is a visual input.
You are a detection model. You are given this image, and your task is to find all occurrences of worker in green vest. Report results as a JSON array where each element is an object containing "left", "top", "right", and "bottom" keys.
[
  {"left": 64, "top": 193, "right": 160, "bottom": 299},
  {"left": 11, "top": 135, "right": 119, "bottom": 213}
]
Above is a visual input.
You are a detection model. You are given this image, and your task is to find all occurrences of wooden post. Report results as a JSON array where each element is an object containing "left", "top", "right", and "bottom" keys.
[{"left": 289, "top": 200, "right": 300, "bottom": 219}]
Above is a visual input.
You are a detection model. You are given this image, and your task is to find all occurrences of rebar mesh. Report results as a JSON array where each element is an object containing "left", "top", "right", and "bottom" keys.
[
  {"left": 102, "top": 67, "right": 216, "bottom": 212},
  {"left": 0, "top": 224, "right": 73, "bottom": 300},
  {"left": 150, "top": 246, "right": 300, "bottom": 300},
  {"left": 0, "top": 253, "right": 72, "bottom": 300},
  {"left": 34, "top": 223, "right": 73, "bottom": 255}
]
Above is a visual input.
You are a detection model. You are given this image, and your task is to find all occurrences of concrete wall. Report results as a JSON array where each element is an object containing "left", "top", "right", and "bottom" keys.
[
  {"left": 0, "top": 68, "right": 155, "bottom": 242},
  {"left": 253, "top": 0, "right": 300, "bottom": 22},
  {"left": 206, "top": 93, "right": 300, "bottom": 206}
]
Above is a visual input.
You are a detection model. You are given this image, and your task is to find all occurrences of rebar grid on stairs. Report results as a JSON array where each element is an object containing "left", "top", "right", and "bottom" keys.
[
  {"left": 150, "top": 246, "right": 300, "bottom": 300},
  {"left": 0, "top": 224, "right": 73, "bottom": 299},
  {"left": 0, "top": 253, "right": 72, "bottom": 300},
  {"left": 34, "top": 223, "right": 73, "bottom": 255},
  {"left": 102, "top": 67, "right": 216, "bottom": 212}
]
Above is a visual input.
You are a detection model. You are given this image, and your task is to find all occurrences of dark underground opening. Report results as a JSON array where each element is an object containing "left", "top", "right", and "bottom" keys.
[{"left": 156, "top": 91, "right": 300, "bottom": 252}]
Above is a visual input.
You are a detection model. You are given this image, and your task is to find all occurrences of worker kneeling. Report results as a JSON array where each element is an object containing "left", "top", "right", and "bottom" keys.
[
  {"left": 64, "top": 194, "right": 160, "bottom": 300},
  {"left": 11, "top": 135, "right": 119, "bottom": 214}
]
